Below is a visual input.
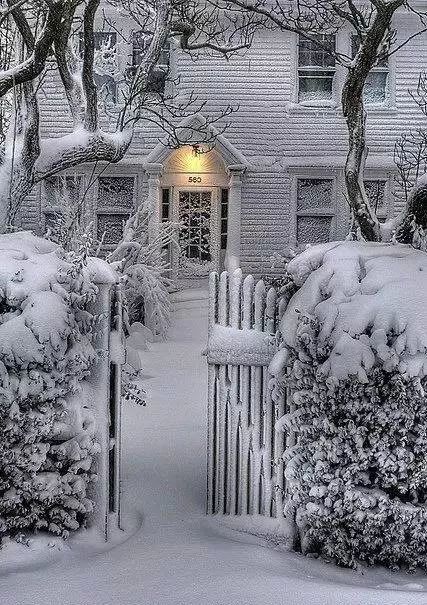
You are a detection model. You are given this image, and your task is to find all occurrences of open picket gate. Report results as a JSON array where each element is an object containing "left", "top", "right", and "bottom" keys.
[{"left": 206, "top": 269, "right": 288, "bottom": 518}]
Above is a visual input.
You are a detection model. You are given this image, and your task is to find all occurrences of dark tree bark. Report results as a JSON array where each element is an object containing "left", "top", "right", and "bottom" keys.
[{"left": 342, "top": 0, "right": 404, "bottom": 241}]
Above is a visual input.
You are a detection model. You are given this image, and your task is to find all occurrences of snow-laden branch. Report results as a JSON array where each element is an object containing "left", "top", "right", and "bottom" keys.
[
  {"left": 0, "top": 0, "right": 65, "bottom": 98},
  {"left": 34, "top": 128, "right": 133, "bottom": 182}
]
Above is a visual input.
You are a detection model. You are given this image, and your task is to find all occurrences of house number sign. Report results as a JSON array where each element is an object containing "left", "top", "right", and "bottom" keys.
[{"left": 188, "top": 176, "right": 202, "bottom": 183}]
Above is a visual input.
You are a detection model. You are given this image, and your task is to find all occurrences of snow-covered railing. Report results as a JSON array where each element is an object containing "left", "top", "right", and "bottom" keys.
[{"left": 206, "top": 269, "right": 288, "bottom": 518}]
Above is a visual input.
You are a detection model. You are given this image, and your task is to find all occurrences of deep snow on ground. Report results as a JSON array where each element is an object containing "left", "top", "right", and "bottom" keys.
[{"left": 2, "top": 297, "right": 427, "bottom": 604}]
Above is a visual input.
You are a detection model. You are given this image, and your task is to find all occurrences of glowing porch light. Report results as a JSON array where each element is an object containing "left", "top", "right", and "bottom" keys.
[{"left": 183, "top": 145, "right": 207, "bottom": 173}]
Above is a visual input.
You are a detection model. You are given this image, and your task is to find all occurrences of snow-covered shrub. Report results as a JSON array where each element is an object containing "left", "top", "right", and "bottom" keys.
[
  {"left": 271, "top": 241, "right": 427, "bottom": 571},
  {"left": 0, "top": 232, "right": 103, "bottom": 542},
  {"left": 108, "top": 203, "right": 176, "bottom": 340}
]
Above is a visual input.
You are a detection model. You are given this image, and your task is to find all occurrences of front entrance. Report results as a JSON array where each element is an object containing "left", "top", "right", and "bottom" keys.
[{"left": 172, "top": 188, "right": 220, "bottom": 280}]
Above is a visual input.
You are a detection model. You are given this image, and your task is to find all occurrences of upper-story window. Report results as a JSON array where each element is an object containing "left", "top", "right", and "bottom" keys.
[
  {"left": 298, "top": 34, "right": 336, "bottom": 102},
  {"left": 352, "top": 36, "right": 389, "bottom": 105},
  {"left": 131, "top": 31, "right": 170, "bottom": 94},
  {"left": 79, "top": 32, "right": 118, "bottom": 103},
  {"left": 296, "top": 177, "right": 335, "bottom": 244}
]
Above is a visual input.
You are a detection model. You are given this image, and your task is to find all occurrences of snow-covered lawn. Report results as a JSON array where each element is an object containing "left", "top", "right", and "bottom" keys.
[{"left": 2, "top": 297, "right": 427, "bottom": 604}]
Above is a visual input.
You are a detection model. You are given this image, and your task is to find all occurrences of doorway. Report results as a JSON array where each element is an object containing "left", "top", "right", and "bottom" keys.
[{"left": 172, "top": 188, "right": 220, "bottom": 281}]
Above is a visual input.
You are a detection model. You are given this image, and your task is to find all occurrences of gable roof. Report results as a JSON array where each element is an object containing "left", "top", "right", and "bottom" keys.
[{"left": 144, "top": 113, "right": 248, "bottom": 169}]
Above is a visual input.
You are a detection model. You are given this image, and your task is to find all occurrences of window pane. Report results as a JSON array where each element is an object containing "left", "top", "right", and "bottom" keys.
[
  {"left": 97, "top": 177, "right": 134, "bottom": 209},
  {"left": 364, "top": 180, "right": 386, "bottom": 212},
  {"left": 178, "top": 190, "right": 212, "bottom": 261},
  {"left": 298, "top": 72, "right": 334, "bottom": 102},
  {"left": 297, "top": 216, "right": 332, "bottom": 245},
  {"left": 364, "top": 71, "right": 388, "bottom": 104},
  {"left": 44, "top": 176, "right": 81, "bottom": 207},
  {"left": 94, "top": 73, "right": 117, "bottom": 103},
  {"left": 44, "top": 211, "right": 62, "bottom": 231},
  {"left": 132, "top": 31, "right": 149, "bottom": 65},
  {"left": 94, "top": 32, "right": 117, "bottom": 51},
  {"left": 299, "top": 35, "right": 336, "bottom": 68},
  {"left": 297, "top": 178, "right": 333, "bottom": 211},
  {"left": 162, "top": 188, "right": 170, "bottom": 221},
  {"left": 97, "top": 213, "right": 130, "bottom": 245},
  {"left": 147, "top": 68, "right": 168, "bottom": 94}
]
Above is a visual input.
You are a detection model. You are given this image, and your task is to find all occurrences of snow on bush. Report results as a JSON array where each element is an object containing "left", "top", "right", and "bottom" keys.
[
  {"left": 271, "top": 241, "right": 427, "bottom": 571},
  {"left": 108, "top": 203, "right": 175, "bottom": 340},
  {"left": 0, "top": 232, "right": 103, "bottom": 543}
]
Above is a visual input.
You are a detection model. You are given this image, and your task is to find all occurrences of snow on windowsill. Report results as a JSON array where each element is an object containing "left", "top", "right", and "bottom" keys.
[{"left": 286, "top": 100, "right": 338, "bottom": 113}]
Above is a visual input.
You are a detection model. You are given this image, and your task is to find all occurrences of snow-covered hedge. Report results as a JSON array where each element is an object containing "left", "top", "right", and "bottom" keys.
[
  {"left": 0, "top": 232, "right": 107, "bottom": 542},
  {"left": 271, "top": 241, "right": 427, "bottom": 571}
]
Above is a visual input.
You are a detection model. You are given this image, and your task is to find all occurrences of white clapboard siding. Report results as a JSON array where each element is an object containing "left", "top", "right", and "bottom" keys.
[
  {"left": 20, "top": 12, "right": 427, "bottom": 277},
  {"left": 207, "top": 269, "right": 287, "bottom": 517}
]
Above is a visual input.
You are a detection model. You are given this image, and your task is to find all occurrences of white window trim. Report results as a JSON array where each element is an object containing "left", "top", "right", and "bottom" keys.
[{"left": 294, "top": 33, "right": 340, "bottom": 107}]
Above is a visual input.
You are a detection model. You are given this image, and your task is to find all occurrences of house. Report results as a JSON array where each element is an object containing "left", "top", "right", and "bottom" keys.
[{"left": 18, "top": 4, "right": 427, "bottom": 279}]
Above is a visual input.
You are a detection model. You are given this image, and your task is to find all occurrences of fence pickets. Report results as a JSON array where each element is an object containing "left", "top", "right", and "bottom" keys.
[{"left": 207, "top": 269, "right": 287, "bottom": 518}]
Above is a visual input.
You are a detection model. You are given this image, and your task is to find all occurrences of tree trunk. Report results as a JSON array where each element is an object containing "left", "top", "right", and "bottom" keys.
[
  {"left": 342, "top": 81, "right": 380, "bottom": 241},
  {"left": 341, "top": 1, "right": 404, "bottom": 241}
]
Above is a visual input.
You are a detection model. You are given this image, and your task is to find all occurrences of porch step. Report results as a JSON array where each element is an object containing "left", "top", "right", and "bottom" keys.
[{"left": 171, "top": 288, "right": 209, "bottom": 312}]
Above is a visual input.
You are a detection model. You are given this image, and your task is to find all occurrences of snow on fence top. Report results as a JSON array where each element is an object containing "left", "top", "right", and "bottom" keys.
[{"left": 271, "top": 241, "right": 427, "bottom": 382}]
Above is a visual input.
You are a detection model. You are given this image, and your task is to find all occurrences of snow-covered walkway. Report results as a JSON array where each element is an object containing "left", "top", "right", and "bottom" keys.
[{"left": 2, "top": 298, "right": 427, "bottom": 604}]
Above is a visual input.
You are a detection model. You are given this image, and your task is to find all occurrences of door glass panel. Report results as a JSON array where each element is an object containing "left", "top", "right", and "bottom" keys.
[{"left": 178, "top": 191, "right": 214, "bottom": 277}]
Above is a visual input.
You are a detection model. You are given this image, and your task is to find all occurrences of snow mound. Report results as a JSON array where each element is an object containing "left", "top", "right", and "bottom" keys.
[
  {"left": 0, "top": 232, "right": 114, "bottom": 543},
  {"left": 274, "top": 241, "right": 427, "bottom": 381}
]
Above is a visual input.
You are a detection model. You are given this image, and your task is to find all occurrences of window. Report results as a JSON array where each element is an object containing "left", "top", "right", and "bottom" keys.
[
  {"left": 130, "top": 31, "right": 170, "bottom": 94},
  {"left": 298, "top": 34, "right": 336, "bottom": 102},
  {"left": 161, "top": 188, "right": 171, "bottom": 221},
  {"left": 96, "top": 177, "right": 135, "bottom": 247},
  {"left": 296, "top": 178, "right": 334, "bottom": 245},
  {"left": 79, "top": 32, "right": 118, "bottom": 103},
  {"left": 220, "top": 189, "right": 228, "bottom": 250},
  {"left": 352, "top": 36, "right": 389, "bottom": 105},
  {"left": 42, "top": 175, "right": 83, "bottom": 232},
  {"left": 364, "top": 179, "right": 387, "bottom": 220}
]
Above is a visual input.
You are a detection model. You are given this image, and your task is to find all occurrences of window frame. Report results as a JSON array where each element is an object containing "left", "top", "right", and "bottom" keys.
[
  {"left": 296, "top": 33, "right": 337, "bottom": 105},
  {"left": 290, "top": 170, "right": 338, "bottom": 245},
  {"left": 94, "top": 175, "right": 137, "bottom": 251},
  {"left": 363, "top": 173, "right": 393, "bottom": 221},
  {"left": 41, "top": 174, "right": 85, "bottom": 234}
]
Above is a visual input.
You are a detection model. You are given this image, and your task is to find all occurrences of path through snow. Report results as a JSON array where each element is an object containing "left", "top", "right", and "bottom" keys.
[{"left": 2, "top": 298, "right": 427, "bottom": 604}]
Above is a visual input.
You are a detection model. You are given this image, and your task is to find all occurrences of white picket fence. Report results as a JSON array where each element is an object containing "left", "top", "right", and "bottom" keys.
[{"left": 206, "top": 269, "right": 288, "bottom": 518}]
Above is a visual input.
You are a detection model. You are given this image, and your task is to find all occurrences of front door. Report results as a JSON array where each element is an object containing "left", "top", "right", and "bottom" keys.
[{"left": 173, "top": 189, "right": 219, "bottom": 280}]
